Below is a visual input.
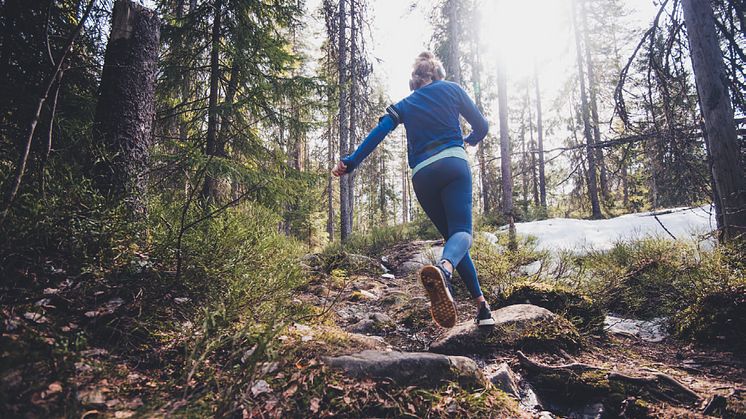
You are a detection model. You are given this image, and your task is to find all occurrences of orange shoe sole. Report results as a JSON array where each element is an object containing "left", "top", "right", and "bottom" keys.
[{"left": 419, "top": 265, "right": 457, "bottom": 328}]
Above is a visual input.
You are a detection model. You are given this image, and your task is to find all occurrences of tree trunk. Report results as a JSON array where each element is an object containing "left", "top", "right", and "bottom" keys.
[
  {"left": 93, "top": 0, "right": 160, "bottom": 215},
  {"left": 534, "top": 64, "right": 547, "bottom": 210},
  {"left": 201, "top": 0, "right": 223, "bottom": 204},
  {"left": 347, "top": 0, "right": 358, "bottom": 233},
  {"left": 526, "top": 84, "right": 540, "bottom": 207},
  {"left": 497, "top": 59, "right": 516, "bottom": 250},
  {"left": 338, "top": 0, "right": 352, "bottom": 241},
  {"left": 520, "top": 107, "right": 529, "bottom": 214},
  {"left": 470, "top": 27, "right": 490, "bottom": 215},
  {"left": 445, "top": 0, "right": 462, "bottom": 84},
  {"left": 572, "top": 0, "right": 602, "bottom": 219},
  {"left": 682, "top": 0, "right": 746, "bottom": 241},
  {"left": 580, "top": 0, "right": 609, "bottom": 201},
  {"left": 326, "top": 118, "right": 335, "bottom": 239}
]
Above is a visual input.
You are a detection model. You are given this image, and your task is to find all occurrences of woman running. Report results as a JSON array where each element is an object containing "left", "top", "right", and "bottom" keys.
[{"left": 332, "top": 51, "right": 495, "bottom": 328}]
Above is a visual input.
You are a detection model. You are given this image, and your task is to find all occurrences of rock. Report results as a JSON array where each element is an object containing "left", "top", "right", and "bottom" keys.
[
  {"left": 348, "top": 289, "right": 378, "bottom": 302},
  {"left": 486, "top": 363, "right": 521, "bottom": 400},
  {"left": 300, "top": 253, "right": 322, "bottom": 270},
  {"left": 348, "top": 312, "right": 393, "bottom": 334},
  {"left": 519, "top": 260, "right": 542, "bottom": 276},
  {"left": 77, "top": 388, "right": 106, "bottom": 408},
  {"left": 401, "top": 261, "right": 425, "bottom": 274},
  {"left": 399, "top": 246, "right": 444, "bottom": 274},
  {"left": 324, "top": 350, "right": 487, "bottom": 389},
  {"left": 498, "top": 283, "right": 605, "bottom": 334},
  {"left": 381, "top": 273, "right": 395, "bottom": 280},
  {"left": 482, "top": 232, "right": 499, "bottom": 245},
  {"left": 430, "top": 304, "right": 581, "bottom": 355},
  {"left": 345, "top": 333, "right": 390, "bottom": 350},
  {"left": 380, "top": 290, "right": 408, "bottom": 307}
]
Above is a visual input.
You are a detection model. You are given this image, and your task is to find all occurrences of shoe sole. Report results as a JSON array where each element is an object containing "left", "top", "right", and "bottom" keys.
[
  {"left": 476, "top": 318, "right": 496, "bottom": 326},
  {"left": 419, "top": 265, "right": 457, "bottom": 328}
]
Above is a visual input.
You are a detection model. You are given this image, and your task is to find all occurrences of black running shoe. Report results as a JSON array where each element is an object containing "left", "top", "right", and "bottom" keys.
[{"left": 475, "top": 301, "right": 496, "bottom": 326}]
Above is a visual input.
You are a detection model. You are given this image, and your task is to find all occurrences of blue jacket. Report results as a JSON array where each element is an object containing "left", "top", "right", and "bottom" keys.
[{"left": 341, "top": 79, "right": 488, "bottom": 173}]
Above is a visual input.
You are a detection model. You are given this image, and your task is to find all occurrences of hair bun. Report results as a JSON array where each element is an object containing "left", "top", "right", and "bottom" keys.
[{"left": 410, "top": 51, "right": 445, "bottom": 90}]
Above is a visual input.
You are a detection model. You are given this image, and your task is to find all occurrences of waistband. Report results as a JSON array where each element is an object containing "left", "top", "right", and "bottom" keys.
[{"left": 411, "top": 146, "right": 469, "bottom": 177}]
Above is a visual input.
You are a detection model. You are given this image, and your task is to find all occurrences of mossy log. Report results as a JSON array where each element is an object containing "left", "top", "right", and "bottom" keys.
[{"left": 516, "top": 351, "right": 701, "bottom": 407}]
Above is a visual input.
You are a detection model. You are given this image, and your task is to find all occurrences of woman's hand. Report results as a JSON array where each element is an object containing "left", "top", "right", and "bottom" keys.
[{"left": 331, "top": 161, "right": 347, "bottom": 177}]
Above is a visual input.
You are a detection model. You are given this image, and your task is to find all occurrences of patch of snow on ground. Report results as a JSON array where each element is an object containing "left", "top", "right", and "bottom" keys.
[
  {"left": 503, "top": 205, "right": 715, "bottom": 253},
  {"left": 604, "top": 315, "right": 669, "bottom": 342}
]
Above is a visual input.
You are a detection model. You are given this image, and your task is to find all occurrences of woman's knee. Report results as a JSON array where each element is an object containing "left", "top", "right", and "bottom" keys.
[{"left": 449, "top": 230, "right": 472, "bottom": 248}]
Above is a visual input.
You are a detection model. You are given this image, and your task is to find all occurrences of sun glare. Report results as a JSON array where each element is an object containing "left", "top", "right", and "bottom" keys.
[{"left": 481, "top": 0, "right": 572, "bottom": 83}]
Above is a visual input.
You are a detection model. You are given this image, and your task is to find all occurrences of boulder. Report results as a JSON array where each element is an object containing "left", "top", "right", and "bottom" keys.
[
  {"left": 486, "top": 362, "right": 521, "bottom": 400},
  {"left": 430, "top": 304, "right": 581, "bottom": 355},
  {"left": 348, "top": 312, "right": 393, "bottom": 334},
  {"left": 497, "top": 283, "right": 605, "bottom": 334},
  {"left": 324, "top": 350, "right": 487, "bottom": 389}
]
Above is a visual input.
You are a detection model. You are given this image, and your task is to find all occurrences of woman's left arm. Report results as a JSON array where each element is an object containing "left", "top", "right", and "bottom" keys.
[
  {"left": 334, "top": 114, "right": 397, "bottom": 175},
  {"left": 458, "top": 87, "right": 489, "bottom": 146}
]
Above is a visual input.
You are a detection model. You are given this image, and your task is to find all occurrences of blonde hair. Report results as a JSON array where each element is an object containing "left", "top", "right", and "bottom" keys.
[{"left": 409, "top": 51, "right": 446, "bottom": 90}]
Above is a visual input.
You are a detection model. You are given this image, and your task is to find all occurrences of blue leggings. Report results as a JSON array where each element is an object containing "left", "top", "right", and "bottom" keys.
[{"left": 412, "top": 156, "right": 483, "bottom": 298}]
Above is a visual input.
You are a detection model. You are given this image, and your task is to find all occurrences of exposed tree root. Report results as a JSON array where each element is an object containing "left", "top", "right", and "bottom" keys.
[{"left": 516, "top": 350, "right": 702, "bottom": 407}]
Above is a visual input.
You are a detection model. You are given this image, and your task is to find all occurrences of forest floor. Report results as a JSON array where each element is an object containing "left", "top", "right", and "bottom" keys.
[
  {"left": 2, "top": 239, "right": 745, "bottom": 418},
  {"left": 294, "top": 240, "right": 746, "bottom": 418}
]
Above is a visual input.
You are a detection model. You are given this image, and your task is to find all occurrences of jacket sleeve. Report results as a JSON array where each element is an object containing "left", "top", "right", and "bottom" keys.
[
  {"left": 458, "top": 86, "right": 489, "bottom": 146},
  {"left": 340, "top": 114, "right": 397, "bottom": 173}
]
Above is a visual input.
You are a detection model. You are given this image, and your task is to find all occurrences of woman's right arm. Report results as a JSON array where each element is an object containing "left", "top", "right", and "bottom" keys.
[
  {"left": 458, "top": 87, "right": 489, "bottom": 146},
  {"left": 333, "top": 114, "right": 397, "bottom": 176}
]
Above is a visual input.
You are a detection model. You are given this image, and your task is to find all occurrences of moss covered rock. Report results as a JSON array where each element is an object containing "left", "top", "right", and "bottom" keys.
[
  {"left": 430, "top": 304, "right": 581, "bottom": 355},
  {"left": 497, "top": 282, "right": 605, "bottom": 334}
]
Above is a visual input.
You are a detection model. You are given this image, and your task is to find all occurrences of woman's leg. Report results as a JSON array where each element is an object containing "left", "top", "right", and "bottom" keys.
[
  {"left": 438, "top": 159, "right": 485, "bottom": 303},
  {"left": 455, "top": 252, "right": 483, "bottom": 300},
  {"left": 413, "top": 157, "right": 486, "bottom": 303}
]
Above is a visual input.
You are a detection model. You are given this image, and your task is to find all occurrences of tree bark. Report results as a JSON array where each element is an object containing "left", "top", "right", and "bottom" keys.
[
  {"left": 338, "top": 0, "right": 352, "bottom": 241},
  {"left": 682, "top": 0, "right": 746, "bottom": 241},
  {"left": 346, "top": 0, "right": 357, "bottom": 234},
  {"left": 201, "top": 0, "right": 223, "bottom": 204},
  {"left": 526, "top": 84, "right": 540, "bottom": 207},
  {"left": 326, "top": 116, "right": 335, "bottom": 239},
  {"left": 534, "top": 64, "right": 547, "bottom": 210},
  {"left": 580, "top": 0, "right": 609, "bottom": 201},
  {"left": 445, "top": 0, "right": 462, "bottom": 84},
  {"left": 93, "top": 0, "right": 160, "bottom": 215},
  {"left": 572, "top": 0, "right": 602, "bottom": 219},
  {"left": 497, "top": 59, "right": 516, "bottom": 250}
]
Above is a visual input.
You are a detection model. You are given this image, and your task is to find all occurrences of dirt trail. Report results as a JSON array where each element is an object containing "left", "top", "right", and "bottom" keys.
[{"left": 301, "top": 241, "right": 746, "bottom": 418}]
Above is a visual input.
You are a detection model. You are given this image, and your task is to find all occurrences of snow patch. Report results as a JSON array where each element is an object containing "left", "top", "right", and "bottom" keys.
[
  {"left": 501, "top": 205, "right": 715, "bottom": 253},
  {"left": 604, "top": 315, "right": 669, "bottom": 342}
]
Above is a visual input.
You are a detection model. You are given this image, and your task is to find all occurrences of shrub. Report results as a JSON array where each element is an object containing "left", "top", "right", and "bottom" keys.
[
  {"left": 570, "top": 238, "right": 742, "bottom": 320},
  {"left": 470, "top": 232, "right": 547, "bottom": 296},
  {"left": 673, "top": 284, "right": 746, "bottom": 351}
]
